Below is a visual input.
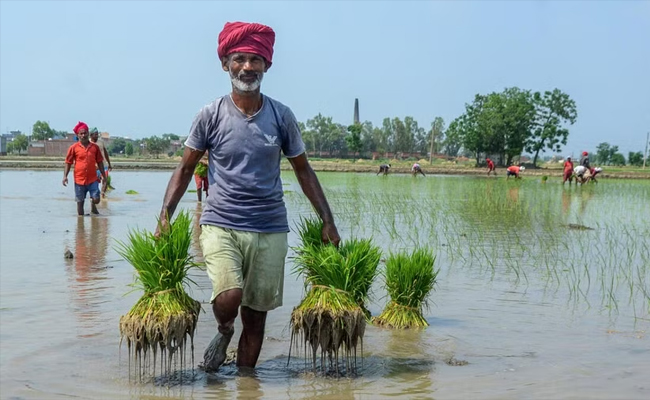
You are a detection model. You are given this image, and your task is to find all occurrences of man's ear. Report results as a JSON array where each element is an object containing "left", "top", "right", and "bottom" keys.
[{"left": 221, "top": 57, "right": 229, "bottom": 72}]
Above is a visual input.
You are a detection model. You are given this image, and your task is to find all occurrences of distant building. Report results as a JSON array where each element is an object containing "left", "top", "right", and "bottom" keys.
[{"left": 0, "top": 136, "right": 6, "bottom": 155}]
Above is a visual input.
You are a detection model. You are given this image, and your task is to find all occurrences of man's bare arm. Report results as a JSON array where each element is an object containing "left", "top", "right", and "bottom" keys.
[
  {"left": 156, "top": 147, "right": 206, "bottom": 232},
  {"left": 288, "top": 153, "right": 340, "bottom": 246}
]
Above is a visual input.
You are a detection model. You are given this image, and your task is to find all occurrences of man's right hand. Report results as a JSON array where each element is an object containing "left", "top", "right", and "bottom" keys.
[
  {"left": 322, "top": 222, "right": 341, "bottom": 247},
  {"left": 154, "top": 213, "right": 170, "bottom": 238},
  {"left": 62, "top": 177, "right": 68, "bottom": 187}
]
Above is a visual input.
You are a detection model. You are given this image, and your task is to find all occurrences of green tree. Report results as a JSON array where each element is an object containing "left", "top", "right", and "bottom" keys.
[
  {"left": 595, "top": 142, "right": 620, "bottom": 165},
  {"left": 360, "top": 121, "right": 377, "bottom": 154},
  {"left": 125, "top": 142, "right": 134, "bottom": 156},
  {"left": 162, "top": 133, "right": 180, "bottom": 141},
  {"left": 525, "top": 89, "right": 577, "bottom": 166},
  {"left": 13, "top": 134, "right": 29, "bottom": 154},
  {"left": 109, "top": 138, "right": 127, "bottom": 155},
  {"left": 628, "top": 151, "right": 644, "bottom": 167},
  {"left": 610, "top": 152, "right": 626, "bottom": 166},
  {"left": 31, "top": 121, "right": 55, "bottom": 141},
  {"left": 379, "top": 118, "right": 394, "bottom": 155},
  {"left": 392, "top": 117, "right": 412, "bottom": 154},
  {"left": 345, "top": 123, "right": 363, "bottom": 157},
  {"left": 144, "top": 136, "right": 170, "bottom": 158},
  {"left": 429, "top": 117, "right": 445, "bottom": 162},
  {"left": 442, "top": 119, "right": 463, "bottom": 157},
  {"left": 6, "top": 142, "right": 14, "bottom": 154},
  {"left": 595, "top": 142, "right": 611, "bottom": 164}
]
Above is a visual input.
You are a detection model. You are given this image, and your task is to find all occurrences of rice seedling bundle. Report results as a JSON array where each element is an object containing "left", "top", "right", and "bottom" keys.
[
  {"left": 289, "top": 217, "right": 381, "bottom": 373},
  {"left": 116, "top": 211, "right": 201, "bottom": 381},
  {"left": 374, "top": 248, "right": 438, "bottom": 329},
  {"left": 194, "top": 162, "right": 208, "bottom": 178}
]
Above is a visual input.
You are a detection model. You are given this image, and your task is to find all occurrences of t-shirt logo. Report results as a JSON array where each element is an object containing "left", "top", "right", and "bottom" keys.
[{"left": 263, "top": 134, "right": 278, "bottom": 147}]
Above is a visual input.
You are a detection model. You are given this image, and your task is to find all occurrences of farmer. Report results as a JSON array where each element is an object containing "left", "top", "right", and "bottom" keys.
[
  {"left": 486, "top": 158, "right": 496, "bottom": 176},
  {"left": 580, "top": 151, "right": 591, "bottom": 169},
  {"left": 63, "top": 122, "right": 107, "bottom": 215},
  {"left": 154, "top": 21, "right": 340, "bottom": 373},
  {"left": 506, "top": 165, "right": 525, "bottom": 179},
  {"left": 574, "top": 165, "right": 588, "bottom": 184},
  {"left": 193, "top": 153, "right": 209, "bottom": 202},
  {"left": 90, "top": 128, "right": 112, "bottom": 197},
  {"left": 411, "top": 162, "right": 425, "bottom": 177},
  {"left": 587, "top": 167, "right": 603, "bottom": 183},
  {"left": 377, "top": 163, "right": 391, "bottom": 175},
  {"left": 563, "top": 156, "right": 574, "bottom": 185}
]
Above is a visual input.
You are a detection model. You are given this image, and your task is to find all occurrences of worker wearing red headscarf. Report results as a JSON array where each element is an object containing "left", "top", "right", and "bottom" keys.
[
  {"left": 156, "top": 21, "right": 340, "bottom": 374},
  {"left": 217, "top": 22, "right": 275, "bottom": 67},
  {"left": 580, "top": 151, "right": 590, "bottom": 169}
]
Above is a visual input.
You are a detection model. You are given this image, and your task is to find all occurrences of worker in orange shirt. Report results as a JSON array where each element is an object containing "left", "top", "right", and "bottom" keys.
[
  {"left": 506, "top": 165, "right": 525, "bottom": 179},
  {"left": 63, "top": 122, "right": 107, "bottom": 215}
]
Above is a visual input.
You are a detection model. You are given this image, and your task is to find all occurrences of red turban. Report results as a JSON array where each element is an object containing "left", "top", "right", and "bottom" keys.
[
  {"left": 582, "top": 151, "right": 588, "bottom": 156},
  {"left": 217, "top": 22, "right": 275, "bottom": 68},
  {"left": 73, "top": 121, "right": 89, "bottom": 134}
]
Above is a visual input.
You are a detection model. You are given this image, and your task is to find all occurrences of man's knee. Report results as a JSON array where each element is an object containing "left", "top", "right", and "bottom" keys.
[{"left": 214, "top": 288, "right": 243, "bottom": 309}]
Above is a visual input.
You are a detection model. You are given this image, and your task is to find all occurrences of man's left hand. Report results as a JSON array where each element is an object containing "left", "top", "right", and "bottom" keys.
[{"left": 321, "top": 222, "right": 341, "bottom": 247}]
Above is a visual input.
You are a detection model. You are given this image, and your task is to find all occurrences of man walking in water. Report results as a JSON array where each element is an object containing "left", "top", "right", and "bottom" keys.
[
  {"left": 155, "top": 21, "right": 340, "bottom": 373},
  {"left": 63, "top": 122, "right": 107, "bottom": 215},
  {"left": 90, "top": 127, "right": 112, "bottom": 197}
]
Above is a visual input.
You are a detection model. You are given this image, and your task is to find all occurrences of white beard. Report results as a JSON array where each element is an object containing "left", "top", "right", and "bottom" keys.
[{"left": 230, "top": 69, "right": 263, "bottom": 92}]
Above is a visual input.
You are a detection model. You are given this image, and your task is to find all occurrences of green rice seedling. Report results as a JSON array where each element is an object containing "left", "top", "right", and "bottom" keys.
[
  {"left": 374, "top": 248, "right": 438, "bottom": 329},
  {"left": 115, "top": 211, "right": 201, "bottom": 381},
  {"left": 194, "top": 162, "right": 208, "bottom": 178},
  {"left": 290, "top": 217, "right": 381, "bottom": 374},
  {"left": 106, "top": 175, "right": 115, "bottom": 191},
  {"left": 126, "top": 190, "right": 138, "bottom": 195}
]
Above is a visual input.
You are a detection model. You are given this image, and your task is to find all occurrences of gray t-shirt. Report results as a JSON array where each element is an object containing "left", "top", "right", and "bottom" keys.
[{"left": 184, "top": 94, "right": 306, "bottom": 233}]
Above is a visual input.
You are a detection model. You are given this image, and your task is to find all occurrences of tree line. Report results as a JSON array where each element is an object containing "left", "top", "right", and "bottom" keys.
[
  {"left": 6, "top": 97, "right": 645, "bottom": 167},
  {"left": 296, "top": 87, "right": 580, "bottom": 167}
]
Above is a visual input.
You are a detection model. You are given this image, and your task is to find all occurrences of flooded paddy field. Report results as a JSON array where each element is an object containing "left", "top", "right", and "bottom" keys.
[{"left": 1, "top": 170, "right": 648, "bottom": 399}]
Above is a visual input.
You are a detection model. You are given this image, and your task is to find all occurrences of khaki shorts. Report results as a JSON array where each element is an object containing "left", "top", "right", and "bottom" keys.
[{"left": 199, "top": 225, "right": 288, "bottom": 312}]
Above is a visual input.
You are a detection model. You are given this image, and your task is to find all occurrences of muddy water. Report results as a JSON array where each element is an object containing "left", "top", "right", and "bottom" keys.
[{"left": 1, "top": 170, "right": 648, "bottom": 400}]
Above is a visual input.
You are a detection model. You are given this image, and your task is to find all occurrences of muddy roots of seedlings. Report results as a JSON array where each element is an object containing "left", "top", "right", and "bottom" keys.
[
  {"left": 373, "top": 301, "right": 428, "bottom": 329},
  {"left": 289, "top": 286, "right": 366, "bottom": 375},
  {"left": 119, "top": 290, "right": 201, "bottom": 383}
]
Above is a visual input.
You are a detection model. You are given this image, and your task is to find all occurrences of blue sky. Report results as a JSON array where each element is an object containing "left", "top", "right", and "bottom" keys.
[{"left": 1, "top": 1, "right": 648, "bottom": 156}]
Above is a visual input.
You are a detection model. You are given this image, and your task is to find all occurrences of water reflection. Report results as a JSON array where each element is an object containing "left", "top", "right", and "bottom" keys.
[
  {"left": 65, "top": 216, "right": 111, "bottom": 335},
  {"left": 562, "top": 188, "right": 572, "bottom": 215}
]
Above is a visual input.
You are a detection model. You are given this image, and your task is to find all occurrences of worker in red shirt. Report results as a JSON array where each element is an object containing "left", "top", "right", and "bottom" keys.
[
  {"left": 486, "top": 158, "right": 496, "bottom": 176},
  {"left": 506, "top": 165, "right": 525, "bottom": 179},
  {"left": 63, "top": 122, "right": 107, "bottom": 215},
  {"left": 563, "top": 156, "right": 574, "bottom": 185}
]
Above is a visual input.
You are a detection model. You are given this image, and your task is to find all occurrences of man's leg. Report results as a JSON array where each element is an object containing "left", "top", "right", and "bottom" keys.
[
  {"left": 89, "top": 182, "right": 101, "bottom": 214},
  {"left": 74, "top": 184, "right": 86, "bottom": 215},
  {"left": 237, "top": 306, "right": 267, "bottom": 368},
  {"left": 203, "top": 288, "right": 241, "bottom": 371}
]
